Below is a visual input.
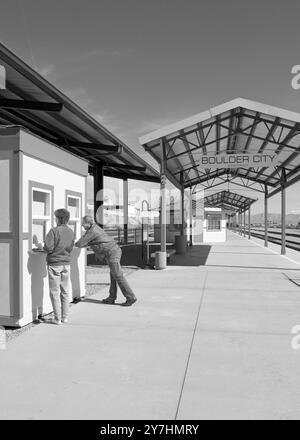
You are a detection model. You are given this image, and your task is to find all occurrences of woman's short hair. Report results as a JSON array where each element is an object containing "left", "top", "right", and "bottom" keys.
[{"left": 55, "top": 209, "right": 70, "bottom": 225}]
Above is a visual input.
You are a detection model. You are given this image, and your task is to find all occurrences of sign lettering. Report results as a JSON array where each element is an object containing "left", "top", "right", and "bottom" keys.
[{"left": 197, "top": 153, "right": 278, "bottom": 170}]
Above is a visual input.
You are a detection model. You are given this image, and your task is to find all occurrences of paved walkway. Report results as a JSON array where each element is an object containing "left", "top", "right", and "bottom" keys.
[{"left": 1, "top": 231, "right": 300, "bottom": 420}]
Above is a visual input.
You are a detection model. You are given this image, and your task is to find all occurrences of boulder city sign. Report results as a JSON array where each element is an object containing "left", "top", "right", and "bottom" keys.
[{"left": 198, "top": 153, "right": 278, "bottom": 170}]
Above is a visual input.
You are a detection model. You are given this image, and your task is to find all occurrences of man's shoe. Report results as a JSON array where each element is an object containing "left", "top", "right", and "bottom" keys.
[
  {"left": 102, "top": 297, "right": 115, "bottom": 305},
  {"left": 61, "top": 318, "right": 68, "bottom": 323},
  {"left": 121, "top": 298, "right": 137, "bottom": 307}
]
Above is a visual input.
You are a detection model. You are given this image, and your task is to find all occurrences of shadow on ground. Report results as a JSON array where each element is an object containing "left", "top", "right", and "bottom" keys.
[
  {"left": 168, "top": 245, "right": 211, "bottom": 266},
  {"left": 87, "top": 244, "right": 212, "bottom": 267}
]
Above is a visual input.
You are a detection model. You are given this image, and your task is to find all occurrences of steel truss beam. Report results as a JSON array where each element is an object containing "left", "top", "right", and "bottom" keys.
[{"left": 257, "top": 123, "right": 300, "bottom": 181}]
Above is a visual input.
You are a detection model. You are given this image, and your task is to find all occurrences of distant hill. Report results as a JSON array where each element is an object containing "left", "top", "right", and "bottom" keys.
[{"left": 251, "top": 213, "right": 300, "bottom": 226}]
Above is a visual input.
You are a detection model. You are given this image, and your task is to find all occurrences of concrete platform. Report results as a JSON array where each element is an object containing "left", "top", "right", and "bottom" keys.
[{"left": 1, "top": 231, "right": 300, "bottom": 420}]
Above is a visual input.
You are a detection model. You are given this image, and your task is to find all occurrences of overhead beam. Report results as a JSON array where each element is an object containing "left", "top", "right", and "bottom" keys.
[
  {"left": 185, "top": 171, "right": 276, "bottom": 189},
  {"left": 257, "top": 124, "right": 300, "bottom": 182},
  {"left": 99, "top": 162, "right": 146, "bottom": 171},
  {"left": 146, "top": 143, "right": 181, "bottom": 189},
  {"left": 181, "top": 131, "right": 202, "bottom": 182},
  {"left": 56, "top": 140, "right": 122, "bottom": 152},
  {"left": 143, "top": 113, "right": 234, "bottom": 150},
  {"left": 0, "top": 98, "right": 63, "bottom": 112},
  {"left": 266, "top": 169, "right": 300, "bottom": 199}
]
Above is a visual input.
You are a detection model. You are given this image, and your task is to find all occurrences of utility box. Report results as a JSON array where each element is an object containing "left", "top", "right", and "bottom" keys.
[{"left": 0, "top": 126, "right": 88, "bottom": 327}]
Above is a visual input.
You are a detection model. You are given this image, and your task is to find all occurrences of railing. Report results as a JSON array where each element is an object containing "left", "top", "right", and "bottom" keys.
[
  {"left": 103, "top": 226, "right": 155, "bottom": 245},
  {"left": 231, "top": 225, "right": 300, "bottom": 251}
]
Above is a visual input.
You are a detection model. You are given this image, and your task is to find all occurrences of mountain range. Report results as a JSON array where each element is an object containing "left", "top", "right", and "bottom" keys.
[{"left": 251, "top": 213, "right": 300, "bottom": 226}]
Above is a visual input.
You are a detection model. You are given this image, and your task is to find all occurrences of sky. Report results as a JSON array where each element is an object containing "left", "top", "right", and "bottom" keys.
[{"left": 1, "top": 0, "right": 300, "bottom": 214}]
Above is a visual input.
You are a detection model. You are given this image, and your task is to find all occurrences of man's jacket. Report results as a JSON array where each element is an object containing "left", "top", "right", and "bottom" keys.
[
  {"left": 44, "top": 225, "right": 75, "bottom": 265},
  {"left": 75, "top": 224, "right": 121, "bottom": 261}
]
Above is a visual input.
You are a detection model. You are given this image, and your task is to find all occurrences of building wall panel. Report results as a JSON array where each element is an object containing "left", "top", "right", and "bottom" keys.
[{"left": 0, "top": 241, "right": 12, "bottom": 316}]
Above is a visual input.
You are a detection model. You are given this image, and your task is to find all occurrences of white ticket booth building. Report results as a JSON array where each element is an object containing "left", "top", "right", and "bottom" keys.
[
  {"left": 0, "top": 126, "right": 88, "bottom": 327},
  {"left": 203, "top": 207, "right": 227, "bottom": 243}
]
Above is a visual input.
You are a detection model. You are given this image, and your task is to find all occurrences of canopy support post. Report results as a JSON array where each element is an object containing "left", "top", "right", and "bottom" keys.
[
  {"left": 281, "top": 168, "right": 286, "bottom": 255},
  {"left": 264, "top": 185, "right": 268, "bottom": 247},
  {"left": 93, "top": 164, "right": 104, "bottom": 228},
  {"left": 158, "top": 138, "right": 167, "bottom": 269},
  {"left": 123, "top": 178, "right": 128, "bottom": 245},
  {"left": 189, "top": 186, "right": 193, "bottom": 246},
  {"left": 248, "top": 206, "right": 251, "bottom": 239},
  {"left": 180, "top": 171, "right": 185, "bottom": 236}
]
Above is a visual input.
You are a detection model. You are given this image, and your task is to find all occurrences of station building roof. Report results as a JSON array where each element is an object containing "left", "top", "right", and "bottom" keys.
[
  {"left": 139, "top": 98, "right": 300, "bottom": 195},
  {"left": 204, "top": 190, "right": 257, "bottom": 214},
  {"left": 0, "top": 42, "right": 159, "bottom": 183}
]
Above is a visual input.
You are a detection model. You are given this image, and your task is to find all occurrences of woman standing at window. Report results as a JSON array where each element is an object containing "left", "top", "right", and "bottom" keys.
[{"left": 42, "top": 209, "right": 75, "bottom": 324}]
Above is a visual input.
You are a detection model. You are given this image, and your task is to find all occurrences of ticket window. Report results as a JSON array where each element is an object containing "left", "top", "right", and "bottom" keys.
[
  {"left": 66, "top": 191, "right": 82, "bottom": 241},
  {"left": 30, "top": 184, "right": 54, "bottom": 250},
  {"left": 207, "top": 214, "right": 221, "bottom": 231}
]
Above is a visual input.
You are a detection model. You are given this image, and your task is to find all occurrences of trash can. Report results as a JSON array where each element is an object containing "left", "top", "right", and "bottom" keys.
[
  {"left": 155, "top": 251, "right": 167, "bottom": 270},
  {"left": 175, "top": 235, "right": 187, "bottom": 254}
]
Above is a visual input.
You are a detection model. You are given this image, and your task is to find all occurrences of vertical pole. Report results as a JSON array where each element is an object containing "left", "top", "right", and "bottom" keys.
[
  {"left": 189, "top": 186, "right": 193, "bottom": 246},
  {"left": 180, "top": 171, "right": 185, "bottom": 236},
  {"left": 240, "top": 212, "right": 243, "bottom": 235},
  {"left": 248, "top": 206, "right": 251, "bottom": 239},
  {"left": 160, "top": 138, "right": 167, "bottom": 255},
  {"left": 93, "top": 164, "right": 104, "bottom": 227},
  {"left": 264, "top": 184, "right": 268, "bottom": 247},
  {"left": 281, "top": 168, "right": 286, "bottom": 255},
  {"left": 123, "top": 178, "right": 128, "bottom": 244},
  {"left": 243, "top": 209, "right": 246, "bottom": 237}
]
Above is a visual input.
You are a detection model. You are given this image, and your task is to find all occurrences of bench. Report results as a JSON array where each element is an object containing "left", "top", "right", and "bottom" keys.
[{"left": 150, "top": 249, "right": 176, "bottom": 260}]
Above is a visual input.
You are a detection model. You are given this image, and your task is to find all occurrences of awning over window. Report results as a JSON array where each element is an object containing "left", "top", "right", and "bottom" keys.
[{"left": 0, "top": 42, "right": 159, "bottom": 183}]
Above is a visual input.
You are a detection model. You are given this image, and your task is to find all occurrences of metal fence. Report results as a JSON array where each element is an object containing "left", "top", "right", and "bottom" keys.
[{"left": 103, "top": 226, "right": 155, "bottom": 245}]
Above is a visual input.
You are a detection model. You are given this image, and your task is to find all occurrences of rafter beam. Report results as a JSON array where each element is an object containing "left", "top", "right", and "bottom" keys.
[
  {"left": 56, "top": 140, "right": 122, "bottom": 152},
  {"left": 261, "top": 124, "right": 300, "bottom": 183},
  {"left": 0, "top": 98, "right": 63, "bottom": 112}
]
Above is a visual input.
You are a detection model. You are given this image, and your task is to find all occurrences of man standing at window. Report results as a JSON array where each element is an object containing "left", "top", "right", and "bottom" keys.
[
  {"left": 42, "top": 209, "right": 75, "bottom": 324},
  {"left": 75, "top": 215, "right": 137, "bottom": 306}
]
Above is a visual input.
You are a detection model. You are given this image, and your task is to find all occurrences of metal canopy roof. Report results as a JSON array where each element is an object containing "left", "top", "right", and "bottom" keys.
[
  {"left": 139, "top": 98, "right": 300, "bottom": 193},
  {"left": 0, "top": 42, "right": 159, "bottom": 183},
  {"left": 204, "top": 190, "right": 257, "bottom": 214}
]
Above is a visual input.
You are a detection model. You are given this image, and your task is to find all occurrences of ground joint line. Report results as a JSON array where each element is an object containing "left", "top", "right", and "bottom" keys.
[{"left": 174, "top": 270, "right": 209, "bottom": 420}]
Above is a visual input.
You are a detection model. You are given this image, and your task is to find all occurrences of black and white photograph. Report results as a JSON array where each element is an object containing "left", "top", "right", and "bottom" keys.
[{"left": 1, "top": 0, "right": 300, "bottom": 425}]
